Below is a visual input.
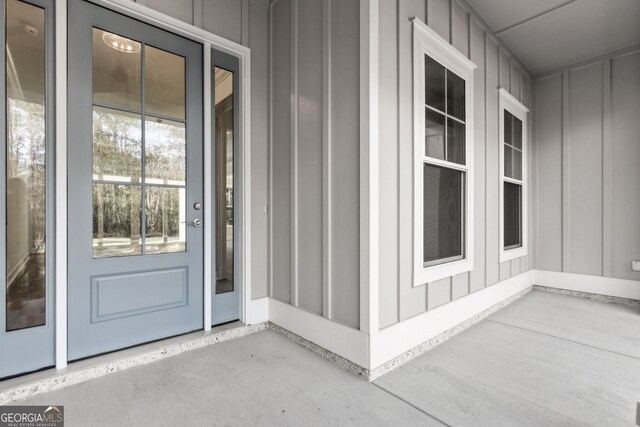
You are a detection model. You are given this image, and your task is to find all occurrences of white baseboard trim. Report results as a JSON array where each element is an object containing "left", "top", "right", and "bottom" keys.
[
  {"left": 268, "top": 298, "right": 370, "bottom": 368},
  {"left": 369, "top": 270, "right": 535, "bottom": 371},
  {"left": 534, "top": 270, "right": 640, "bottom": 300},
  {"left": 245, "top": 297, "right": 269, "bottom": 325}
]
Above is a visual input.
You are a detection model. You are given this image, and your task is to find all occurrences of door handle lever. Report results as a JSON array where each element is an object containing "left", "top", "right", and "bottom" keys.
[{"left": 182, "top": 218, "right": 203, "bottom": 227}]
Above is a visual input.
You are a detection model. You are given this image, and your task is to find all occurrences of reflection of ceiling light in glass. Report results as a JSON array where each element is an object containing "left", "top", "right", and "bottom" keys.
[
  {"left": 23, "top": 25, "right": 39, "bottom": 36},
  {"left": 102, "top": 32, "right": 141, "bottom": 53}
]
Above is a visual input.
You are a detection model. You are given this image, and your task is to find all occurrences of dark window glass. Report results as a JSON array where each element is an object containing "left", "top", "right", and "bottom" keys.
[
  {"left": 446, "top": 119, "right": 465, "bottom": 165},
  {"left": 504, "top": 182, "right": 522, "bottom": 248},
  {"left": 425, "top": 55, "right": 445, "bottom": 112},
  {"left": 504, "top": 110, "right": 513, "bottom": 145},
  {"left": 504, "top": 145, "right": 513, "bottom": 178},
  {"left": 513, "top": 149, "right": 522, "bottom": 180},
  {"left": 424, "top": 164, "right": 464, "bottom": 264},
  {"left": 425, "top": 109, "right": 445, "bottom": 160},
  {"left": 513, "top": 115, "right": 522, "bottom": 150},
  {"left": 447, "top": 71, "right": 465, "bottom": 121}
]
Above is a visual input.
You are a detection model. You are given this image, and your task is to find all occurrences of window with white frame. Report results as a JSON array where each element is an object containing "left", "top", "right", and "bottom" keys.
[
  {"left": 412, "top": 18, "right": 476, "bottom": 286},
  {"left": 499, "top": 88, "right": 528, "bottom": 262}
]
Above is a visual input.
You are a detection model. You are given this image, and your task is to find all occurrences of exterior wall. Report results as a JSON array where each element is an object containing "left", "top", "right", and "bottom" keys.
[
  {"left": 269, "top": 0, "right": 361, "bottom": 329},
  {"left": 132, "top": 0, "right": 270, "bottom": 299},
  {"left": 378, "top": 0, "right": 534, "bottom": 328},
  {"left": 534, "top": 46, "right": 640, "bottom": 282}
]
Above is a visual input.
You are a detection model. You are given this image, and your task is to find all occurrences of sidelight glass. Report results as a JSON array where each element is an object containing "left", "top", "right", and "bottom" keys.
[
  {"left": 145, "top": 118, "right": 186, "bottom": 185},
  {"left": 215, "top": 67, "right": 234, "bottom": 294},
  {"left": 144, "top": 186, "right": 186, "bottom": 254},
  {"left": 92, "top": 107, "right": 142, "bottom": 182},
  {"left": 145, "top": 46, "right": 186, "bottom": 120},
  {"left": 92, "top": 29, "right": 142, "bottom": 111},
  {"left": 6, "top": 0, "right": 47, "bottom": 331},
  {"left": 423, "top": 164, "right": 464, "bottom": 265}
]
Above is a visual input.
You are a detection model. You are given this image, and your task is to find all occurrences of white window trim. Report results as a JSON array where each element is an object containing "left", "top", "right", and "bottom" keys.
[
  {"left": 498, "top": 87, "right": 528, "bottom": 263},
  {"left": 412, "top": 18, "right": 476, "bottom": 286}
]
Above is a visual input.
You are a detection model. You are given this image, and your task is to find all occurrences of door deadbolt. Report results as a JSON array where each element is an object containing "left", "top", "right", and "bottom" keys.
[{"left": 193, "top": 202, "right": 202, "bottom": 210}]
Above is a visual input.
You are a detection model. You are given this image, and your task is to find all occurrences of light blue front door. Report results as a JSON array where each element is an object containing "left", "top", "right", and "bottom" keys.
[{"left": 67, "top": 0, "right": 204, "bottom": 360}]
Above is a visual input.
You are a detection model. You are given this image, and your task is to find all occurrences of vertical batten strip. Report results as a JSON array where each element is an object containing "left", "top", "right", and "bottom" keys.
[
  {"left": 483, "top": 31, "right": 489, "bottom": 288},
  {"left": 561, "top": 71, "right": 571, "bottom": 272},
  {"left": 241, "top": 0, "right": 250, "bottom": 46},
  {"left": 193, "top": 0, "right": 203, "bottom": 28},
  {"left": 602, "top": 59, "right": 613, "bottom": 277},
  {"left": 56, "top": 0, "right": 69, "bottom": 370},
  {"left": 290, "top": 0, "right": 299, "bottom": 306},
  {"left": 203, "top": 44, "right": 212, "bottom": 330},
  {"left": 267, "top": 2, "right": 274, "bottom": 298},
  {"left": 322, "top": 0, "right": 332, "bottom": 318},
  {"left": 358, "top": 0, "right": 379, "bottom": 334}
]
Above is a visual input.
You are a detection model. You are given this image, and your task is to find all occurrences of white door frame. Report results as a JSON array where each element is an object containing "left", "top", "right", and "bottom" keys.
[{"left": 55, "top": 0, "right": 252, "bottom": 369}]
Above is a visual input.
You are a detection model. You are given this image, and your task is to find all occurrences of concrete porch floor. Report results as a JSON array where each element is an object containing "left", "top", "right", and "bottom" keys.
[{"left": 15, "top": 290, "right": 640, "bottom": 426}]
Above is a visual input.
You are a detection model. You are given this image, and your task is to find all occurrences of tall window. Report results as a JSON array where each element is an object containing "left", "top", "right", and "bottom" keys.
[
  {"left": 413, "top": 18, "right": 476, "bottom": 286},
  {"left": 499, "top": 88, "right": 528, "bottom": 262}
]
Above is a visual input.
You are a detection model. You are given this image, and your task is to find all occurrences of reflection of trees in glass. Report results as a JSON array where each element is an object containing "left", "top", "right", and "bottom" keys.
[
  {"left": 92, "top": 184, "right": 140, "bottom": 243},
  {"left": 145, "top": 120, "right": 186, "bottom": 183},
  {"left": 7, "top": 98, "right": 46, "bottom": 253},
  {"left": 92, "top": 108, "right": 141, "bottom": 181},
  {"left": 145, "top": 187, "right": 181, "bottom": 240},
  {"left": 92, "top": 112, "right": 186, "bottom": 255}
]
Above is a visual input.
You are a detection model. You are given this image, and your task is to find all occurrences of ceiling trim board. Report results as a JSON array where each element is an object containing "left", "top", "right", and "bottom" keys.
[
  {"left": 533, "top": 42, "right": 640, "bottom": 80},
  {"left": 493, "top": 0, "right": 578, "bottom": 37},
  {"left": 459, "top": 0, "right": 532, "bottom": 76}
]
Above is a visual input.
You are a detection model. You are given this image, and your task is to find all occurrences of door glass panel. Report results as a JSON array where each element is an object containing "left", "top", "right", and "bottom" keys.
[
  {"left": 6, "top": 0, "right": 46, "bottom": 331},
  {"left": 92, "top": 29, "right": 141, "bottom": 111},
  {"left": 92, "top": 184, "right": 142, "bottom": 258},
  {"left": 145, "top": 118, "right": 186, "bottom": 185},
  {"left": 215, "top": 67, "right": 234, "bottom": 294},
  {"left": 93, "top": 107, "right": 142, "bottom": 182},
  {"left": 92, "top": 28, "right": 190, "bottom": 258},
  {"left": 144, "top": 186, "right": 186, "bottom": 254},
  {"left": 145, "top": 46, "right": 185, "bottom": 120}
]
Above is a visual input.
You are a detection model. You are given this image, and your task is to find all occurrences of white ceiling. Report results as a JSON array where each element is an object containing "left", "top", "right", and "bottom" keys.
[{"left": 467, "top": 0, "right": 640, "bottom": 75}]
